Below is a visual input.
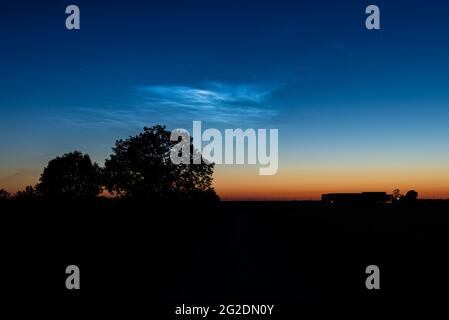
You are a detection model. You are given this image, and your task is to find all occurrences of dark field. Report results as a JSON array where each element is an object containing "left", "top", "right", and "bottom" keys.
[{"left": 2, "top": 200, "right": 448, "bottom": 315}]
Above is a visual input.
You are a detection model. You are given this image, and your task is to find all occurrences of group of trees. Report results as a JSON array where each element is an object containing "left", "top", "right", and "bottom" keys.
[{"left": 0, "top": 125, "right": 218, "bottom": 202}]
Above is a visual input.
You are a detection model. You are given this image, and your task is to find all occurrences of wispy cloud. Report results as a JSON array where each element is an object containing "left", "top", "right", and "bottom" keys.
[
  {"left": 62, "top": 82, "right": 280, "bottom": 131},
  {"left": 140, "top": 83, "right": 273, "bottom": 105}
]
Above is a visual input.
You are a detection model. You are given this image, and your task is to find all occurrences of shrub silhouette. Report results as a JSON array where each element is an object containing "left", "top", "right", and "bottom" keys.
[
  {"left": 36, "top": 151, "right": 102, "bottom": 199},
  {"left": 103, "top": 125, "right": 218, "bottom": 201},
  {"left": 15, "top": 185, "right": 39, "bottom": 200}
]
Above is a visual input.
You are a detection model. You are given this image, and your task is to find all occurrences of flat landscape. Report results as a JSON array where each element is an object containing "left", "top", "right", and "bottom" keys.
[{"left": 2, "top": 200, "right": 448, "bottom": 315}]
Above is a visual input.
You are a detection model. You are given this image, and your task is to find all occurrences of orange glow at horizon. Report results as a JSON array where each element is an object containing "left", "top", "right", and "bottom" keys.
[
  {"left": 213, "top": 164, "right": 449, "bottom": 200},
  {"left": 2, "top": 164, "right": 449, "bottom": 200}
]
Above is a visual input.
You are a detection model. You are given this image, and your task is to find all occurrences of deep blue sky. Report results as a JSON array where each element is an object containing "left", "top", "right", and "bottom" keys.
[{"left": 1, "top": 0, "right": 449, "bottom": 197}]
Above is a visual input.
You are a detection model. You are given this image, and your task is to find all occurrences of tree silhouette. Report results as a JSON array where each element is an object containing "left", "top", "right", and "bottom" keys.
[
  {"left": 392, "top": 189, "right": 402, "bottom": 201},
  {"left": 15, "top": 185, "right": 38, "bottom": 200},
  {"left": 103, "top": 125, "right": 218, "bottom": 201},
  {"left": 36, "top": 151, "right": 102, "bottom": 199},
  {"left": 404, "top": 190, "right": 418, "bottom": 201},
  {"left": 0, "top": 188, "right": 10, "bottom": 200}
]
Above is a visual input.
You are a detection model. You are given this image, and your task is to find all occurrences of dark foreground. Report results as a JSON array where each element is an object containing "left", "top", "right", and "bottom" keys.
[{"left": 2, "top": 200, "right": 448, "bottom": 316}]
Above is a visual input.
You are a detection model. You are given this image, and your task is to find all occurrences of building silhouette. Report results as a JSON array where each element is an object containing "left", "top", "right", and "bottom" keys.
[{"left": 321, "top": 192, "right": 389, "bottom": 205}]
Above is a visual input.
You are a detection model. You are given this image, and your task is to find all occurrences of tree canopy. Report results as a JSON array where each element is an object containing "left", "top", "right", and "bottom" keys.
[
  {"left": 103, "top": 125, "right": 217, "bottom": 201},
  {"left": 36, "top": 151, "right": 102, "bottom": 199}
]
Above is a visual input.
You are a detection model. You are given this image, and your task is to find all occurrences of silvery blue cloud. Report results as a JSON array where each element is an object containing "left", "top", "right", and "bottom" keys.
[
  {"left": 63, "top": 83, "right": 280, "bottom": 131},
  {"left": 136, "top": 83, "right": 279, "bottom": 124}
]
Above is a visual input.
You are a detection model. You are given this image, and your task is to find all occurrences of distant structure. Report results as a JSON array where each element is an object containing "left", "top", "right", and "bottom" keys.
[{"left": 321, "top": 192, "right": 390, "bottom": 205}]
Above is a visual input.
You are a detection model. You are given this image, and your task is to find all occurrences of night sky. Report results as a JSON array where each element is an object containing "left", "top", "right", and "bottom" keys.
[{"left": 1, "top": 0, "right": 449, "bottom": 199}]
